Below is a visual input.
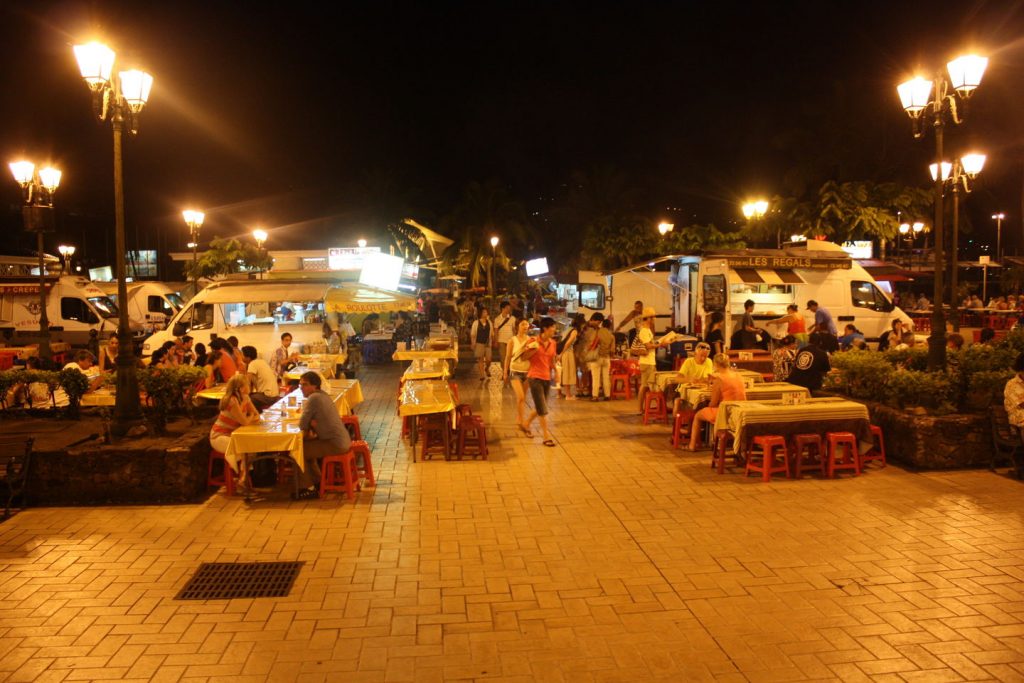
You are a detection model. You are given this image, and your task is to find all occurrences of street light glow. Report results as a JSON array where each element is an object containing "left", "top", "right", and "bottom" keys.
[
  {"left": 992, "top": 212, "right": 1006, "bottom": 220},
  {"left": 742, "top": 200, "right": 768, "bottom": 219},
  {"left": 253, "top": 228, "right": 268, "bottom": 247},
  {"left": 357, "top": 238, "right": 367, "bottom": 248},
  {"left": 38, "top": 167, "right": 62, "bottom": 192},
  {"left": 118, "top": 70, "right": 154, "bottom": 111},
  {"left": 899, "top": 223, "right": 911, "bottom": 235},
  {"left": 658, "top": 222, "right": 674, "bottom": 236},
  {"left": 947, "top": 54, "right": 988, "bottom": 96},
  {"left": 929, "top": 161, "right": 952, "bottom": 182},
  {"left": 9, "top": 160, "right": 34, "bottom": 185},
  {"left": 182, "top": 209, "right": 205, "bottom": 229},
  {"left": 960, "top": 153, "right": 986, "bottom": 176},
  {"left": 73, "top": 42, "right": 115, "bottom": 89},
  {"left": 897, "top": 76, "right": 933, "bottom": 115},
  {"left": 913, "top": 222, "right": 925, "bottom": 234},
  {"left": 490, "top": 236, "right": 499, "bottom": 248}
]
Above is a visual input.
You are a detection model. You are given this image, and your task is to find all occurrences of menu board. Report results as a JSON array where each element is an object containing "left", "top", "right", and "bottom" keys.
[{"left": 703, "top": 274, "right": 726, "bottom": 312}]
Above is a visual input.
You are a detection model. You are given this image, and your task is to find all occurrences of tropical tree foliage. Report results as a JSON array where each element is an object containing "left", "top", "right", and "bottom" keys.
[
  {"left": 441, "top": 180, "right": 529, "bottom": 289},
  {"left": 580, "top": 222, "right": 744, "bottom": 270},
  {"left": 183, "top": 237, "right": 273, "bottom": 280}
]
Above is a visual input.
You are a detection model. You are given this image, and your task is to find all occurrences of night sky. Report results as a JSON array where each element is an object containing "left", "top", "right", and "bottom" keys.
[{"left": 2, "top": 1, "right": 1024, "bottom": 272}]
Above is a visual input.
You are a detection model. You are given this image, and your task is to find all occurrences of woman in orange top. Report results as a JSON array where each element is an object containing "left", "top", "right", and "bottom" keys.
[
  {"left": 769, "top": 304, "right": 807, "bottom": 343},
  {"left": 208, "top": 374, "right": 260, "bottom": 454},
  {"left": 686, "top": 353, "right": 747, "bottom": 451}
]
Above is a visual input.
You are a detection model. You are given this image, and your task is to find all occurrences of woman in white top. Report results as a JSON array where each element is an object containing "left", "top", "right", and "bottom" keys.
[{"left": 503, "top": 318, "right": 532, "bottom": 428}]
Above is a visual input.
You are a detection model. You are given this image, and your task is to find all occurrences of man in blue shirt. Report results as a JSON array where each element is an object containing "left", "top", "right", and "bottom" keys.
[{"left": 806, "top": 300, "right": 838, "bottom": 336}]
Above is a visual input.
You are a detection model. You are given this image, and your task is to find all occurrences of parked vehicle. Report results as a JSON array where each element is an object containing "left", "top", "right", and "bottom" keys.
[
  {"left": 142, "top": 278, "right": 338, "bottom": 360},
  {"left": 563, "top": 241, "right": 913, "bottom": 344},
  {"left": 0, "top": 275, "right": 138, "bottom": 346},
  {"left": 94, "top": 281, "right": 185, "bottom": 334}
]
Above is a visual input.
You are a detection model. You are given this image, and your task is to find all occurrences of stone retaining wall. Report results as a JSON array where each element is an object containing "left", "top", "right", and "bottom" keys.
[
  {"left": 26, "top": 428, "right": 212, "bottom": 506},
  {"left": 861, "top": 401, "right": 991, "bottom": 469}
]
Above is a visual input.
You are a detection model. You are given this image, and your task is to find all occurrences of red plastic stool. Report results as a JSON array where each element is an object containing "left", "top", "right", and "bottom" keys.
[
  {"left": 419, "top": 414, "right": 451, "bottom": 460},
  {"left": 349, "top": 440, "right": 375, "bottom": 486},
  {"left": 826, "top": 432, "right": 861, "bottom": 478},
  {"left": 671, "top": 409, "right": 695, "bottom": 449},
  {"left": 456, "top": 416, "right": 489, "bottom": 459},
  {"left": 745, "top": 435, "right": 790, "bottom": 481},
  {"left": 320, "top": 450, "right": 358, "bottom": 500},
  {"left": 861, "top": 425, "right": 887, "bottom": 468},
  {"left": 207, "top": 449, "right": 236, "bottom": 495},
  {"left": 610, "top": 373, "right": 632, "bottom": 400},
  {"left": 642, "top": 391, "right": 668, "bottom": 424},
  {"left": 448, "top": 382, "right": 460, "bottom": 403},
  {"left": 710, "top": 431, "right": 741, "bottom": 474},
  {"left": 790, "top": 433, "right": 825, "bottom": 478},
  {"left": 341, "top": 415, "right": 362, "bottom": 441}
]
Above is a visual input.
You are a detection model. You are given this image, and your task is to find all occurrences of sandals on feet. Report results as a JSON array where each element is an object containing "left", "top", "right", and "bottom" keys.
[
  {"left": 292, "top": 487, "right": 319, "bottom": 501},
  {"left": 518, "top": 424, "right": 533, "bottom": 437},
  {"left": 542, "top": 439, "right": 557, "bottom": 447}
]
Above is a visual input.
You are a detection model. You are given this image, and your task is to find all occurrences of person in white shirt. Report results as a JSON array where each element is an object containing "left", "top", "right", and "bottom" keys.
[
  {"left": 1005, "top": 354, "right": 1024, "bottom": 429},
  {"left": 632, "top": 307, "right": 670, "bottom": 411},
  {"left": 241, "top": 345, "right": 279, "bottom": 411},
  {"left": 64, "top": 351, "right": 105, "bottom": 391},
  {"left": 492, "top": 301, "right": 517, "bottom": 374}
]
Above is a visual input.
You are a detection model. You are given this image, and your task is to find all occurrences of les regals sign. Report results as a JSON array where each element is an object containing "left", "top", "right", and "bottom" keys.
[{"left": 724, "top": 255, "right": 851, "bottom": 270}]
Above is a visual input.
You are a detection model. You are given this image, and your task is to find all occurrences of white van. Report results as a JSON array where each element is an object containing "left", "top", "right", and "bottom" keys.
[
  {"left": 694, "top": 240, "right": 914, "bottom": 343},
  {"left": 0, "top": 275, "right": 130, "bottom": 345},
  {"left": 567, "top": 241, "right": 913, "bottom": 344},
  {"left": 142, "top": 279, "right": 337, "bottom": 360},
  {"left": 95, "top": 281, "right": 185, "bottom": 334}
]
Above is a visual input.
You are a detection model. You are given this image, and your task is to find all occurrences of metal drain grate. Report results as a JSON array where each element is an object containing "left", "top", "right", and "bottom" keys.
[{"left": 175, "top": 561, "right": 304, "bottom": 600}]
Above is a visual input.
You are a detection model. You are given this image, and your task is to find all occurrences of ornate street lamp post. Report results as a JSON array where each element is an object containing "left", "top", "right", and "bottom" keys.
[
  {"left": 742, "top": 199, "right": 771, "bottom": 245},
  {"left": 991, "top": 212, "right": 1006, "bottom": 262},
  {"left": 73, "top": 41, "right": 153, "bottom": 436},
  {"left": 489, "top": 235, "right": 499, "bottom": 300},
  {"left": 182, "top": 209, "right": 204, "bottom": 297},
  {"left": 930, "top": 154, "right": 985, "bottom": 324},
  {"left": 9, "top": 161, "right": 61, "bottom": 362},
  {"left": 58, "top": 244, "right": 76, "bottom": 274},
  {"left": 897, "top": 53, "right": 987, "bottom": 369}
]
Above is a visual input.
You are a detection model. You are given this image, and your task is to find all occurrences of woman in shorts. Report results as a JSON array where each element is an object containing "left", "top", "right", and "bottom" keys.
[
  {"left": 470, "top": 306, "right": 493, "bottom": 383},
  {"left": 503, "top": 318, "right": 532, "bottom": 428}
]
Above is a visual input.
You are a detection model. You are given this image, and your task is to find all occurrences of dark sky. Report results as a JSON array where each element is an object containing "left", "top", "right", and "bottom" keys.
[{"left": 2, "top": 1, "right": 1024, "bottom": 269}]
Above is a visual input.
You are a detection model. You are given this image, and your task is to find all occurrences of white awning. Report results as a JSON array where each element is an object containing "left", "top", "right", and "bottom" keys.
[{"left": 198, "top": 281, "right": 336, "bottom": 304}]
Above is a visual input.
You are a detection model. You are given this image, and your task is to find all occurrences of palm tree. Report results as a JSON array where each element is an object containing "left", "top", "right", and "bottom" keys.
[{"left": 441, "top": 180, "right": 529, "bottom": 292}]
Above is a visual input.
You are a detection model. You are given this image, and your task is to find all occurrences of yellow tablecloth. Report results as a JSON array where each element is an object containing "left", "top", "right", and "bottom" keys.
[
  {"left": 224, "top": 383, "right": 361, "bottom": 473},
  {"left": 392, "top": 348, "right": 459, "bottom": 362},
  {"left": 679, "top": 382, "right": 809, "bottom": 409},
  {"left": 402, "top": 358, "right": 451, "bottom": 381},
  {"left": 200, "top": 379, "right": 362, "bottom": 412},
  {"left": 398, "top": 379, "right": 456, "bottom": 419},
  {"left": 714, "top": 396, "right": 872, "bottom": 455},
  {"left": 290, "top": 353, "right": 347, "bottom": 378}
]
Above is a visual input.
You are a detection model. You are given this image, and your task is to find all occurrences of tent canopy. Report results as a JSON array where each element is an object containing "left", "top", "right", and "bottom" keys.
[{"left": 325, "top": 283, "right": 417, "bottom": 314}]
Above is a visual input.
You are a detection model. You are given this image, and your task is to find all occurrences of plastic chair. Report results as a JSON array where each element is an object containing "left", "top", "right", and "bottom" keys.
[
  {"left": 745, "top": 435, "right": 790, "bottom": 481},
  {"left": 641, "top": 391, "right": 668, "bottom": 425},
  {"left": 790, "top": 433, "right": 825, "bottom": 478},
  {"left": 610, "top": 373, "right": 632, "bottom": 400},
  {"left": 456, "top": 416, "right": 489, "bottom": 459},
  {"left": 860, "top": 425, "right": 886, "bottom": 468},
  {"left": 341, "top": 415, "right": 362, "bottom": 441},
  {"left": 320, "top": 450, "right": 358, "bottom": 500},
  {"left": 207, "top": 450, "right": 236, "bottom": 496},
  {"left": 671, "top": 409, "right": 695, "bottom": 449},
  {"left": 825, "top": 432, "right": 860, "bottom": 478},
  {"left": 710, "top": 431, "right": 741, "bottom": 474}
]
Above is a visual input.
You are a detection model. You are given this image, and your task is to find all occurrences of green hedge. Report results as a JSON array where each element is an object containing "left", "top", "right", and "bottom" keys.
[{"left": 825, "top": 331, "right": 1023, "bottom": 414}]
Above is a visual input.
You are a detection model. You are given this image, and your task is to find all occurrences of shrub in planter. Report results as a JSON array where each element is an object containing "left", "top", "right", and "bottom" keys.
[
  {"left": 137, "top": 365, "right": 206, "bottom": 434},
  {"left": 825, "top": 350, "right": 891, "bottom": 400},
  {"left": 967, "top": 369, "right": 1015, "bottom": 409},
  {"left": 58, "top": 368, "right": 92, "bottom": 418},
  {"left": 886, "top": 370, "right": 955, "bottom": 414},
  {"left": 882, "top": 347, "right": 929, "bottom": 371}
]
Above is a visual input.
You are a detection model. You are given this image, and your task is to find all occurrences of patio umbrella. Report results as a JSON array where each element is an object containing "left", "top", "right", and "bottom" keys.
[{"left": 324, "top": 283, "right": 418, "bottom": 314}]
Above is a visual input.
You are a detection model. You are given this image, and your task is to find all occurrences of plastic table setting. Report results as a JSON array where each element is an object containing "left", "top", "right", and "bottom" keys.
[
  {"left": 79, "top": 388, "right": 117, "bottom": 407},
  {"left": 401, "top": 357, "right": 452, "bottom": 382},
  {"left": 677, "top": 381, "right": 810, "bottom": 410},
  {"left": 292, "top": 352, "right": 348, "bottom": 378},
  {"left": 198, "top": 379, "right": 363, "bottom": 414},
  {"left": 398, "top": 378, "right": 457, "bottom": 461},
  {"left": 391, "top": 347, "right": 460, "bottom": 363},
  {"left": 654, "top": 368, "right": 764, "bottom": 393},
  {"left": 713, "top": 396, "right": 872, "bottom": 456},
  {"left": 225, "top": 384, "right": 360, "bottom": 501}
]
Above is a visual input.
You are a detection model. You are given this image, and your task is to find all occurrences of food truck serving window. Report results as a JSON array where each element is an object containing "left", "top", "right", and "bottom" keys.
[
  {"left": 851, "top": 281, "right": 894, "bottom": 312},
  {"left": 578, "top": 284, "right": 605, "bottom": 310}
]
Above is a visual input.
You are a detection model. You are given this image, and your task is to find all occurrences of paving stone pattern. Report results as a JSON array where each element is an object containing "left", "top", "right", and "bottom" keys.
[{"left": 2, "top": 360, "right": 1024, "bottom": 682}]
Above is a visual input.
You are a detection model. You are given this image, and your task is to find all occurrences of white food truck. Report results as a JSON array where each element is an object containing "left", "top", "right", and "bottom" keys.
[
  {"left": 142, "top": 279, "right": 338, "bottom": 360},
  {"left": 569, "top": 240, "right": 913, "bottom": 344}
]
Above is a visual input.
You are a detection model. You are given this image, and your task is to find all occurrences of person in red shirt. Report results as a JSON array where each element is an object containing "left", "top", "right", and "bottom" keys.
[{"left": 519, "top": 316, "right": 558, "bottom": 446}]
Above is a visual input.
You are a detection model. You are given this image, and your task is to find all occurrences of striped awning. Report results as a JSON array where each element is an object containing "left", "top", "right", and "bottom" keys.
[{"left": 728, "top": 269, "right": 805, "bottom": 285}]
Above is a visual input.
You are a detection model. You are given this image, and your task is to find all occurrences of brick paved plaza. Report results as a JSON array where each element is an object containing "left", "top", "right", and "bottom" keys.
[{"left": 3, "top": 362, "right": 1024, "bottom": 682}]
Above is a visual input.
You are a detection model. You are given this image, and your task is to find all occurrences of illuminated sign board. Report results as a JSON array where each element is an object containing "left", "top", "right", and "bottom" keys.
[
  {"left": 328, "top": 246, "right": 381, "bottom": 271},
  {"left": 525, "top": 257, "right": 549, "bottom": 277},
  {"left": 359, "top": 252, "right": 404, "bottom": 291},
  {"left": 841, "top": 241, "right": 873, "bottom": 260},
  {"left": 722, "top": 255, "right": 851, "bottom": 270}
]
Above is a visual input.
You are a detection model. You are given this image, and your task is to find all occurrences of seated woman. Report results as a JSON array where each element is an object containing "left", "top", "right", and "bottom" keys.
[
  {"left": 99, "top": 335, "right": 119, "bottom": 373},
  {"left": 686, "top": 353, "right": 747, "bottom": 451},
  {"left": 204, "top": 340, "right": 238, "bottom": 388},
  {"left": 772, "top": 334, "right": 798, "bottom": 381},
  {"left": 837, "top": 324, "right": 865, "bottom": 351},
  {"left": 208, "top": 374, "right": 260, "bottom": 456}
]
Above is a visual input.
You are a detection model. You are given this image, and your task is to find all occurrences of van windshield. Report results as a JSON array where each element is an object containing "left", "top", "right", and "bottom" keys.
[
  {"left": 221, "top": 300, "right": 326, "bottom": 327},
  {"left": 165, "top": 292, "right": 185, "bottom": 311},
  {"left": 88, "top": 296, "right": 119, "bottom": 318}
]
